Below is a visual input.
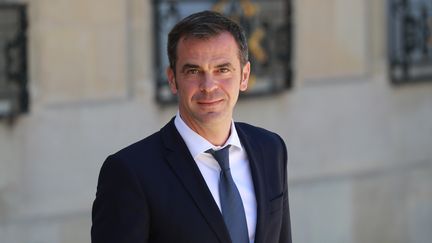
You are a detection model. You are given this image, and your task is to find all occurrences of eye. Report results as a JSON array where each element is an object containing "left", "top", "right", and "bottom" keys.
[
  {"left": 186, "top": 69, "right": 200, "bottom": 75},
  {"left": 218, "top": 67, "right": 230, "bottom": 73}
]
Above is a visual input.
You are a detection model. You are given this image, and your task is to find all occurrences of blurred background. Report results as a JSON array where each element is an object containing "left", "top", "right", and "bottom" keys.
[{"left": 1, "top": 0, "right": 432, "bottom": 242}]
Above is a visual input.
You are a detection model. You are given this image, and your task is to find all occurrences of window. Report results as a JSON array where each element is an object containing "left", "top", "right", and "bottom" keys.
[
  {"left": 388, "top": 0, "right": 432, "bottom": 83},
  {"left": 153, "top": 0, "right": 293, "bottom": 103},
  {"left": 0, "top": 3, "right": 28, "bottom": 118}
]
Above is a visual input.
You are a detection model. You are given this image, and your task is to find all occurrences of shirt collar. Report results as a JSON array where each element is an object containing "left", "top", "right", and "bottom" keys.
[{"left": 174, "top": 111, "right": 243, "bottom": 159}]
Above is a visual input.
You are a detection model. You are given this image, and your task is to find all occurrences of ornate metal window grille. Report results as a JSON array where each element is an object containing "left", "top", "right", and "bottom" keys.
[
  {"left": 0, "top": 3, "right": 28, "bottom": 118},
  {"left": 388, "top": 0, "right": 432, "bottom": 83},
  {"left": 153, "top": 0, "right": 293, "bottom": 103}
]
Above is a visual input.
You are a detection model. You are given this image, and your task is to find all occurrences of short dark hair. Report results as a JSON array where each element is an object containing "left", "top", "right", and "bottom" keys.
[{"left": 167, "top": 10, "right": 249, "bottom": 71}]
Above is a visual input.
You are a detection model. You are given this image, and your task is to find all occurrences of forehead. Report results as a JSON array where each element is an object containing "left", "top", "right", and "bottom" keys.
[{"left": 176, "top": 32, "right": 240, "bottom": 65}]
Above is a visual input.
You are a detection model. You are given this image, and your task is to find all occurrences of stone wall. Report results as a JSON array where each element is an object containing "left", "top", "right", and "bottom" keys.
[{"left": 0, "top": 0, "right": 431, "bottom": 242}]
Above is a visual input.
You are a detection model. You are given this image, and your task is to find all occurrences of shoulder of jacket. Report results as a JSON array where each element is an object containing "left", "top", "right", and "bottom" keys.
[
  {"left": 235, "top": 122, "right": 284, "bottom": 145},
  {"left": 111, "top": 130, "right": 162, "bottom": 159},
  {"left": 235, "top": 122, "right": 278, "bottom": 137}
]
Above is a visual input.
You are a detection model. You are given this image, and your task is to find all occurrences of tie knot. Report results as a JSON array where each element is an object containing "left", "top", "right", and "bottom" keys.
[{"left": 207, "top": 145, "right": 231, "bottom": 171}]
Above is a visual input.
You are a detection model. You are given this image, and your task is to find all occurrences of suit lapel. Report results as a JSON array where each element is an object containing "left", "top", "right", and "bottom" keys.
[
  {"left": 236, "top": 123, "right": 269, "bottom": 243},
  {"left": 160, "top": 119, "right": 231, "bottom": 243}
]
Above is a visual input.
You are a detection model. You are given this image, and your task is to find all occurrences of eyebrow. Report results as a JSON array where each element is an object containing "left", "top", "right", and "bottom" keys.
[
  {"left": 180, "top": 62, "right": 236, "bottom": 73},
  {"left": 216, "top": 62, "right": 235, "bottom": 70}
]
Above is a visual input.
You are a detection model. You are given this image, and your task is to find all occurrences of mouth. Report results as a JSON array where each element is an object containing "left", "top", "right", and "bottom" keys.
[{"left": 196, "top": 99, "right": 223, "bottom": 106}]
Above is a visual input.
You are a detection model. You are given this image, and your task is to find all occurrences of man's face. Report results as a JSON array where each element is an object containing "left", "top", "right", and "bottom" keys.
[{"left": 167, "top": 32, "right": 250, "bottom": 130}]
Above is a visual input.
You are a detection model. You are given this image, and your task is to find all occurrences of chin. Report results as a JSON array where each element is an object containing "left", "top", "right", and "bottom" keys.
[{"left": 199, "top": 111, "right": 231, "bottom": 124}]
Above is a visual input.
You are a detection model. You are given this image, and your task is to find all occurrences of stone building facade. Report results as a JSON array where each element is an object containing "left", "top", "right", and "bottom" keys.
[{"left": 0, "top": 0, "right": 431, "bottom": 242}]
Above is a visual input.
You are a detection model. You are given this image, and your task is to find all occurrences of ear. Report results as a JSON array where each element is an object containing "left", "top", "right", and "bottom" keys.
[
  {"left": 240, "top": 61, "right": 250, "bottom": 91},
  {"left": 166, "top": 67, "right": 178, "bottom": 94}
]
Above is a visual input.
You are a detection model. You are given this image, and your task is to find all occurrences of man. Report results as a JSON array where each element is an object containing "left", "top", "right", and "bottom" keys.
[{"left": 91, "top": 10, "right": 291, "bottom": 243}]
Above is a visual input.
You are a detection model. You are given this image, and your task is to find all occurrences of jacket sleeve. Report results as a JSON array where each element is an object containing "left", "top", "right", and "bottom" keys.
[
  {"left": 91, "top": 155, "right": 150, "bottom": 243},
  {"left": 277, "top": 135, "right": 292, "bottom": 243}
]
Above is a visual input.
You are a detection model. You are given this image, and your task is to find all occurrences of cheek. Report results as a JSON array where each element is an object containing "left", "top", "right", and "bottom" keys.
[
  {"left": 177, "top": 82, "right": 199, "bottom": 97},
  {"left": 223, "top": 77, "right": 242, "bottom": 90}
]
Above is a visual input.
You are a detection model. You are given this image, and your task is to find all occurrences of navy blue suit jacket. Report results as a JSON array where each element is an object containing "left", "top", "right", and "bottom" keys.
[{"left": 91, "top": 118, "right": 291, "bottom": 243}]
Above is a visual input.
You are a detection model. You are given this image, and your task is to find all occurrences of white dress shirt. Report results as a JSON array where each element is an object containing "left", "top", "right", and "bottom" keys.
[{"left": 174, "top": 112, "right": 257, "bottom": 242}]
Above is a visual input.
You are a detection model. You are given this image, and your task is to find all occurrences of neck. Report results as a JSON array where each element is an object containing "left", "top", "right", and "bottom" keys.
[
  {"left": 199, "top": 123, "right": 231, "bottom": 146},
  {"left": 180, "top": 114, "right": 232, "bottom": 146}
]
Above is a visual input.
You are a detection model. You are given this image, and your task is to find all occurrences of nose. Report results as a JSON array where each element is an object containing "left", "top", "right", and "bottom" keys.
[{"left": 199, "top": 74, "right": 218, "bottom": 93}]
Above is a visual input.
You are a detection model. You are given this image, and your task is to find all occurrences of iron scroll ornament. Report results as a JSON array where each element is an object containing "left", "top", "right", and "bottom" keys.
[
  {"left": 388, "top": 0, "right": 432, "bottom": 84},
  {"left": 0, "top": 3, "right": 28, "bottom": 118},
  {"left": 153, "top": 0, "right": 293, "bottom": 103}
]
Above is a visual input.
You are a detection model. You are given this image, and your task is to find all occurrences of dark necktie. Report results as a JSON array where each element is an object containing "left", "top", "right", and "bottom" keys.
[{"left": 207, "top": 145, "right": 249, "bottom": 243}]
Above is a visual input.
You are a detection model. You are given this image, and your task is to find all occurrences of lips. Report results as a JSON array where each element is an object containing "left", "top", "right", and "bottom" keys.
[
  {"left": 193, "top": 92, "right": 225, "bottom": 106},
  {"left": 197, "top": 99, "right": 223, "bottom": 105}
]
